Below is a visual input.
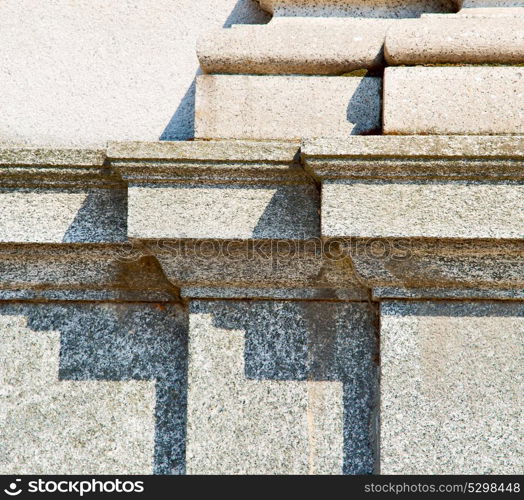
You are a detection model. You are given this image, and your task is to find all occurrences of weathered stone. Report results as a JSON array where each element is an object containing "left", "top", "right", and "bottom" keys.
[
  {"left": 345, "top": 239, "right": 524, "bottom": 300},
  {"left": 257, "top": 0, "right": 455, "bottom": 17},
  {"left": 198, "top": 18, "right": 392, "bottom": 75},
  {"left": 151, "top": 239, "right": 368, "bottom": 297},
  {"left": 385, "top": 17, "right": 524, "bottom": 65},
  {"left": 0, "top": 189, "right": 127, "bottom": 243},
  {"left": 455, "top": 1, "right": 524, "bottom": 16},
  {"left": 381, "top": 300, "right": 523, "bottom": 474},
  {"left": 186, "top": 300, "right": 378, "bottom": 474},
  {"left": 128, "top": 184, "right": 319, "bottom": 240},
  {"left": 383, "top": 67, "right": 524, "bottom": 135},
  {"left": 0, "top": 244, "right": 180, "bottom": 302},
  {"left": 195, "top": 75, "right": 382, "bottom": 140}
]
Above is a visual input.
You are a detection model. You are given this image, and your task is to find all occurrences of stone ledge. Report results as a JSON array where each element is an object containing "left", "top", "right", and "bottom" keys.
[
  {"left": 109, "top": 140, "right": 307, "bottom": 185},
  {"left": 346, "top": 238, "right": 524, "bottom": 299},
  {"left": 0, "top": 147, "right": 118, "bottom": 188},
  {"left": 303, "top": 136, "right": 524, "bottom": 180}
]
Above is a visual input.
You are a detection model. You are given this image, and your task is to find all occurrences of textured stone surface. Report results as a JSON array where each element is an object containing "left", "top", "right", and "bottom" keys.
[
  {"left": 195, "top": 75, "right": 381, "bottom": 139},
  {"left": 198, "top": 18, "right": 392, "bottom": 75},
  {"left": 186, "top": 300, "right": 378, "bottom": 474},
  {"left": 128, "top": 184, "right": 319, "bottom": 240},
  {"left": 0, "top": 0, "right": 269, "bottom": 147},
  {"left": 0, "top": 244, "right": 180, "bottom": 302},
  {"left": 151, "top": 239, "right": 367, "bottom": 295},
  {"left": 257, "top": 0, "right": 455, "bottom": 17},
  {"left": 381, "top": 300, "right": 524, "bottom": 474},
  {"left": 108, "top": 140, "right": 300, "bottom": 164},
  {"left": 385, "top": 17, "right": 524, "bottom": 64},
  {"left": 303, "top": 135, "right": 524, "bottom": 180},
  {"left": 345, "top": 239, "right": 524, "bottom": 299},
  {"left": 322, "top": 181, "right": 524, "bottom": 238},
  {"left": 0, "top": 302, "right": 188, "bottom": 475},
  {"left": 383, "top": 67, "right": 524, "bottom": 135},
  {"left": 0, "top": 189, "right": 127, "bottom": 243},
  {"left": 304, "top": 135, "right": 524, "bottom": 159}
]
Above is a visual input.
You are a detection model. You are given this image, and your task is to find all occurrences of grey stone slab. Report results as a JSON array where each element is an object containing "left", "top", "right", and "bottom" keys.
[
  {"left": 198, "top": 18, "right": 393, "bottom": 75},
  {"left": 195, "top": 75, "right": 382, "bottom": 140},
  {"left": 187, "top": 300, "right": 378, "bottom": 474},
  {"left": 0, "top": 302, "right": 188, "bottom": 474},
  {"left": 180, "top": 286, "right": 366, "bottom": 300},
  {"left": 127, "top": 184, "right": 320, "bottom": 240},
  {"left": 385, "top": 17, "right": 524, "bottom": 64},
  {"left": 108, "top": 140, "right": 300, "bottom": 163},
  {"left": 381, "top": 300, "right": 524, "bottom": 474},
  {"left": 0, "top": 188, "right": 127, "bottom": 243},
  {"left": 322, "top": 180, "right": 524, "bottom": 238},
  {"left": 257, "top": 0, "right": 455, "bottom": 17},
  {"left": 150, "top": 239, "right": 367, "bottom": 293},
  {"left": 383, "top": 67, "right": 524, "bottom": 135},
  {"left": 0, "top": 147, "right": 105, "bottom": 166}
]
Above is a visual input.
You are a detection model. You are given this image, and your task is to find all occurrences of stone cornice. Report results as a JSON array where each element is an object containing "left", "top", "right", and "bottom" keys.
[
  {"left": 108, "top": 140, "right": 310, "bottom": 185},
  {"left": 303, "top": 136, "right": 524, "bottom": 180},
  {"left": 0, "top": 147, "right": 121, "bottom": 189}
]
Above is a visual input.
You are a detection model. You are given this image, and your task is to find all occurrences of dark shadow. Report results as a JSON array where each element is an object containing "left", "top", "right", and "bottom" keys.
[
  {"left": 251, "top": 184, "right": 320, "bottom": 239},
  {"left": 3, "top": 302, "right": 188, "bottom": 475},
  {"left": 346, "top": 77, "right": 383, "bottom": 135},
  {"left": 191, "top": 300, "right": 379, "bottom": 474},
  {"left": 62, "top": 189, "right": 127, "bottom": 243},
  {"left": 159, "top": 0, "right": 270, "bottom": 141}
]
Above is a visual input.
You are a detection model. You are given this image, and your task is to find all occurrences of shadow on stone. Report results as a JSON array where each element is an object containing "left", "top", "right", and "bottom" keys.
[
  {"left": 252, "top": 184, "right": 320, "bottom": 239},
  {"left": 62, "top": 189, "right": 128, "bottom": 243},
  {"left": 346, "top": 77, "right": 383, "bottom": 135},
  {"left": 159, "top": 0, "right": 270, "bottom": 142},
  {"left": 2, "top": 303, "right": 188, "bottom": 475},
  {"left": 192, "top": 300, "right": 379, "bottom": 474}
]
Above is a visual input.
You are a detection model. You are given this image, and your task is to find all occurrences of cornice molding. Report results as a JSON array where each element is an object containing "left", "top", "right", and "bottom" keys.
[
  {"left": 108, "top": 140, "right": 311, "bottom": 185},
  {"left": 0, "top": 147, "right": 121, "bottom": 188},
  {"left": 303, "top": 136, "right": 524, "bottom": 180}
]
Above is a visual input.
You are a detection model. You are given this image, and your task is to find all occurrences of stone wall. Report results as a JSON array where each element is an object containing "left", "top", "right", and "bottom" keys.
[{"left": 0, "top": 0, "right": 522, "bottom": 475}]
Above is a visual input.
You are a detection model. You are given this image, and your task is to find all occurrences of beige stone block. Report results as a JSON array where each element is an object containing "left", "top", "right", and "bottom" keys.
[
  {"left": 195, "top": 75, "right": 381, "bottom": 140},
  {"left": 385, "top": 18, "right": 524, "bottom": 64},
  {"left": 381, "top": 301, "right": 524, "bottom": 474},
  {"left": 322, "top": 181, "right": 524, "bottom": 238},
  {"left": 198, "top": 18, "right": 392, "bottom": 75},
  {"left": 383, "top": 67, "right": 524, "bottom": 135}
]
